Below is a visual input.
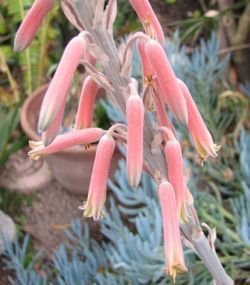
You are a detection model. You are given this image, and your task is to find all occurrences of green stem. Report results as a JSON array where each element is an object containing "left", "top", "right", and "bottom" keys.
[
  {"left": 36, "top": 16, "right": 49, "bottom": 88},
  {"left": 18, "top": 0, "right": 32, "bottom": 95}
]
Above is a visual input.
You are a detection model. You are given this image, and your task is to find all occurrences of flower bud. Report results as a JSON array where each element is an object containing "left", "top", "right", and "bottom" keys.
[
  {"left": 164, "top": 139, "right": 187, "bottom": 221},
  {"left": 38, "top": 33, "right": 87, "bottom": 132},
  {"left": 126, "top": 83, "right": 144, "bottom": 188},
  {"left": 146, "top": 39, "right": 188, "bottom": 125},
  {"left": 82, "top": 134, "right": 115, "bottom": 220},
  {"left": 75, "top": 76, "right": 100, "bottom": 130},
  {"left": 14, "top": 0, "right": 54, "bottom": 52}
]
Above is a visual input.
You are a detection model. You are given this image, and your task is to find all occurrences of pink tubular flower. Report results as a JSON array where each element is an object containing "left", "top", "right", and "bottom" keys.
[
  {"left": 14, "top": 0, "right": 54, "bottom": 52},
  {"left": 158, "top": 181, "right": 187, "bottom": 281},
  {"left": 145, "top": 39, "right": 188, "bottom": 125},
  {"left": 42, "top": 104, "right": 65, "bottom": 146},
  {"left": 164, "top": 139, "right": 187, "bottom": 221},
  {"left": 38, "top": 33, "right": 87, "bottom": 132},
  {"left": 177, "top": 79, "right": 220, "bottom": 162},
  {"left": 137, "top": 39, "right": 154, "bottom": 80},
  {"left": 28, "top": 128, "right": 105, "bottom": 160},
  {"left": 82, "top": 133, "right": 115, "bottom": 220},
  {"left": 75, "top": 76, "right": 100, "bottom": 130},
  {"left": 128, "top": 0, "right": 165, "bottom": 44},
  {"left": 126, "top": 82, "right": 144, "bottom": 188}
]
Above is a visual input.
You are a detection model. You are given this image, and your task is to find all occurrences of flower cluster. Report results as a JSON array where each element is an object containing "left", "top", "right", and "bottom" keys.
[{"left": 15, "top": 0, "right": 220, "bottom": 280}]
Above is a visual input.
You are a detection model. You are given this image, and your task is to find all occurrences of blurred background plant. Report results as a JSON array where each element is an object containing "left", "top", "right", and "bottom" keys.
[{"left": 0, "top": 0, "right": 62, "bottom": 165}]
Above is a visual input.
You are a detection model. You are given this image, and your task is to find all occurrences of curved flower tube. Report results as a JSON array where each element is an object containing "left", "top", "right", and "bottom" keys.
[
  {"left": 28, "top": 128, "right": 105, "bottom": 160},
  {"left": 177, "top": 78, "right": 220, "bottom": 162},
  {"left": 38, "top": 33, "right": 88, "bottom": 132},
  {"left": 128, "top": 0, "right": 165, "bottom": 44},
  {"left": 14, "top": 0, "right": 55, "bottom": 52},
  {"left": 146, "top": 39, "right": 188, "bottom": 125},
  {"left": 42, "top": 103, "right": 65, "bottom": 146}
]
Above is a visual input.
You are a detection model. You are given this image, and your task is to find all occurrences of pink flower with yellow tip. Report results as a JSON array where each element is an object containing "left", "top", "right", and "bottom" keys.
[
  {"left": 158, "top": 181, "right": 187, "bottom": 281},
  {"left": 177, "top": 79, "right": 220, "bottom": 163},
  {"left": 28, "top": 128, "right": 105, "bottom": 160},
  {"left": 145, "top": 39, "right": 188, "bottom": 125},
  {"left": 128, "top": 0, "right": 165, "bottom": 44},
  {"left": 126, "top": 81, "right": 144, "bottom": 188},
  {"left": 14, "top": 0, "right": 54, "bottom": 52},
  {"left": 81, "top": 133, "right": 116, "bottom": 221},
  {"left": 38, "top": 32, "right": 89, "bottom": 132},
  {"left": 75, "top": 76, "right": 100, "bottom": 130}
]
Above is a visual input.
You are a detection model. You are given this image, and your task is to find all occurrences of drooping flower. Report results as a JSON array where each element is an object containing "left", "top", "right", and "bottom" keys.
[
  {"left": 137, "top": 39, "right": 175, "bottom": 133},
  {"left": 128, "top": 0, "right": 165, "bottom": 44},
  {"left": 75, "top": 76, "right": 100, "bottom": 130},
  {"left": 14, "top": 0, "right": 54, "bottom": 52},
  {"left": 38, "top": 32, "right": 88, "bottom": 132},
  {"left": 145, "top": 39, "right": 188, "bottom": 125},
  {"left": 177, "top": 79, "right": 220, "bottom": 162},
  {"left": 158, "top": 181, "right": 187, "bottom": 281},
  {"left": 137, "top": 39, "right": 154, "bottom": 81},
  {"left": 126, "top": 81, "right": 144, "bottom": 188},
  {"left": 81, "top": 133, "right": 115, "bottom": 220},
  {"left": 164, "top": 138, "right": 187, "bottom": 221},
  {"left": 42, "top": 104, "right": 65, "bottom": 146},
  {"left": 28, "top": 128, "right": 105, "bottom": 160}
]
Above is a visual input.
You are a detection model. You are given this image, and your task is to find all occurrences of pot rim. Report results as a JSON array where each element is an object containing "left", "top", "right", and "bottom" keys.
[{"left": 20, "top": 84, "right": 98, "bottom": 154}]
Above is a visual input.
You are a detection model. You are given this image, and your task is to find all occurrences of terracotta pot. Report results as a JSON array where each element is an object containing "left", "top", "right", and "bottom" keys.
[{"left": 20, "top": 85, "right": 121, "bottom": 195}]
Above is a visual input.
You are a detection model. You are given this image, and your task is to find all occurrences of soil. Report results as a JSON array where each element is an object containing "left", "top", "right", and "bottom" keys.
[{"left": 21, "top": 179, "right": 101, "bottom": 256}]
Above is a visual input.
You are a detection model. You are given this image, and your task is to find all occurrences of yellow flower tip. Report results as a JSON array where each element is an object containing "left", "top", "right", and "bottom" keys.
[
  {"left": 170, "top": 264, "right": 188, "bottom": 283},
  {"left": 215, "top": 144, "right": 221, "bottom": 152},
  {"left": 28, "top": 152, "right": 42, "bottom": 160},
  {"left": 180, "top": 203, "right": 189, "bottom": 224},
  {"left": 79, "top": 201, "right": 105, "bottom": 221},
  {"left": 196, "top": 141, "right": 221, "bottom": 166}
]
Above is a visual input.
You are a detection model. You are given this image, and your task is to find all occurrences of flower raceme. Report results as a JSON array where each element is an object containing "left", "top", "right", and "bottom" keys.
[
  {"left": 81, "top": 133, "right": 116, "bottom": 221},
  {"left": 28, "top": 128, "right": 105, "bottom": 160},
  {"left": 126, "top": 81, "right": 144, "bottom": 188},
  {"left": 14, "top": 0, "right": 54, "bottom": 52},
  {"left": 158, "top": 181, "right": 187, "bottom": 281},
  {"left": 177, "top": 79, "right": 220, "bottom": 162},
  {"left": 128, "top": 0, "right": 165, "bottom": 44},
  {"left": 75, "top": 76, "right": 100, "bottom": 130},
  {"left": 38, "top": 32, "right": 89, "bottom": 132},
  {"left": 145, "top": 39, "right": 188, "bottom": 125}
]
